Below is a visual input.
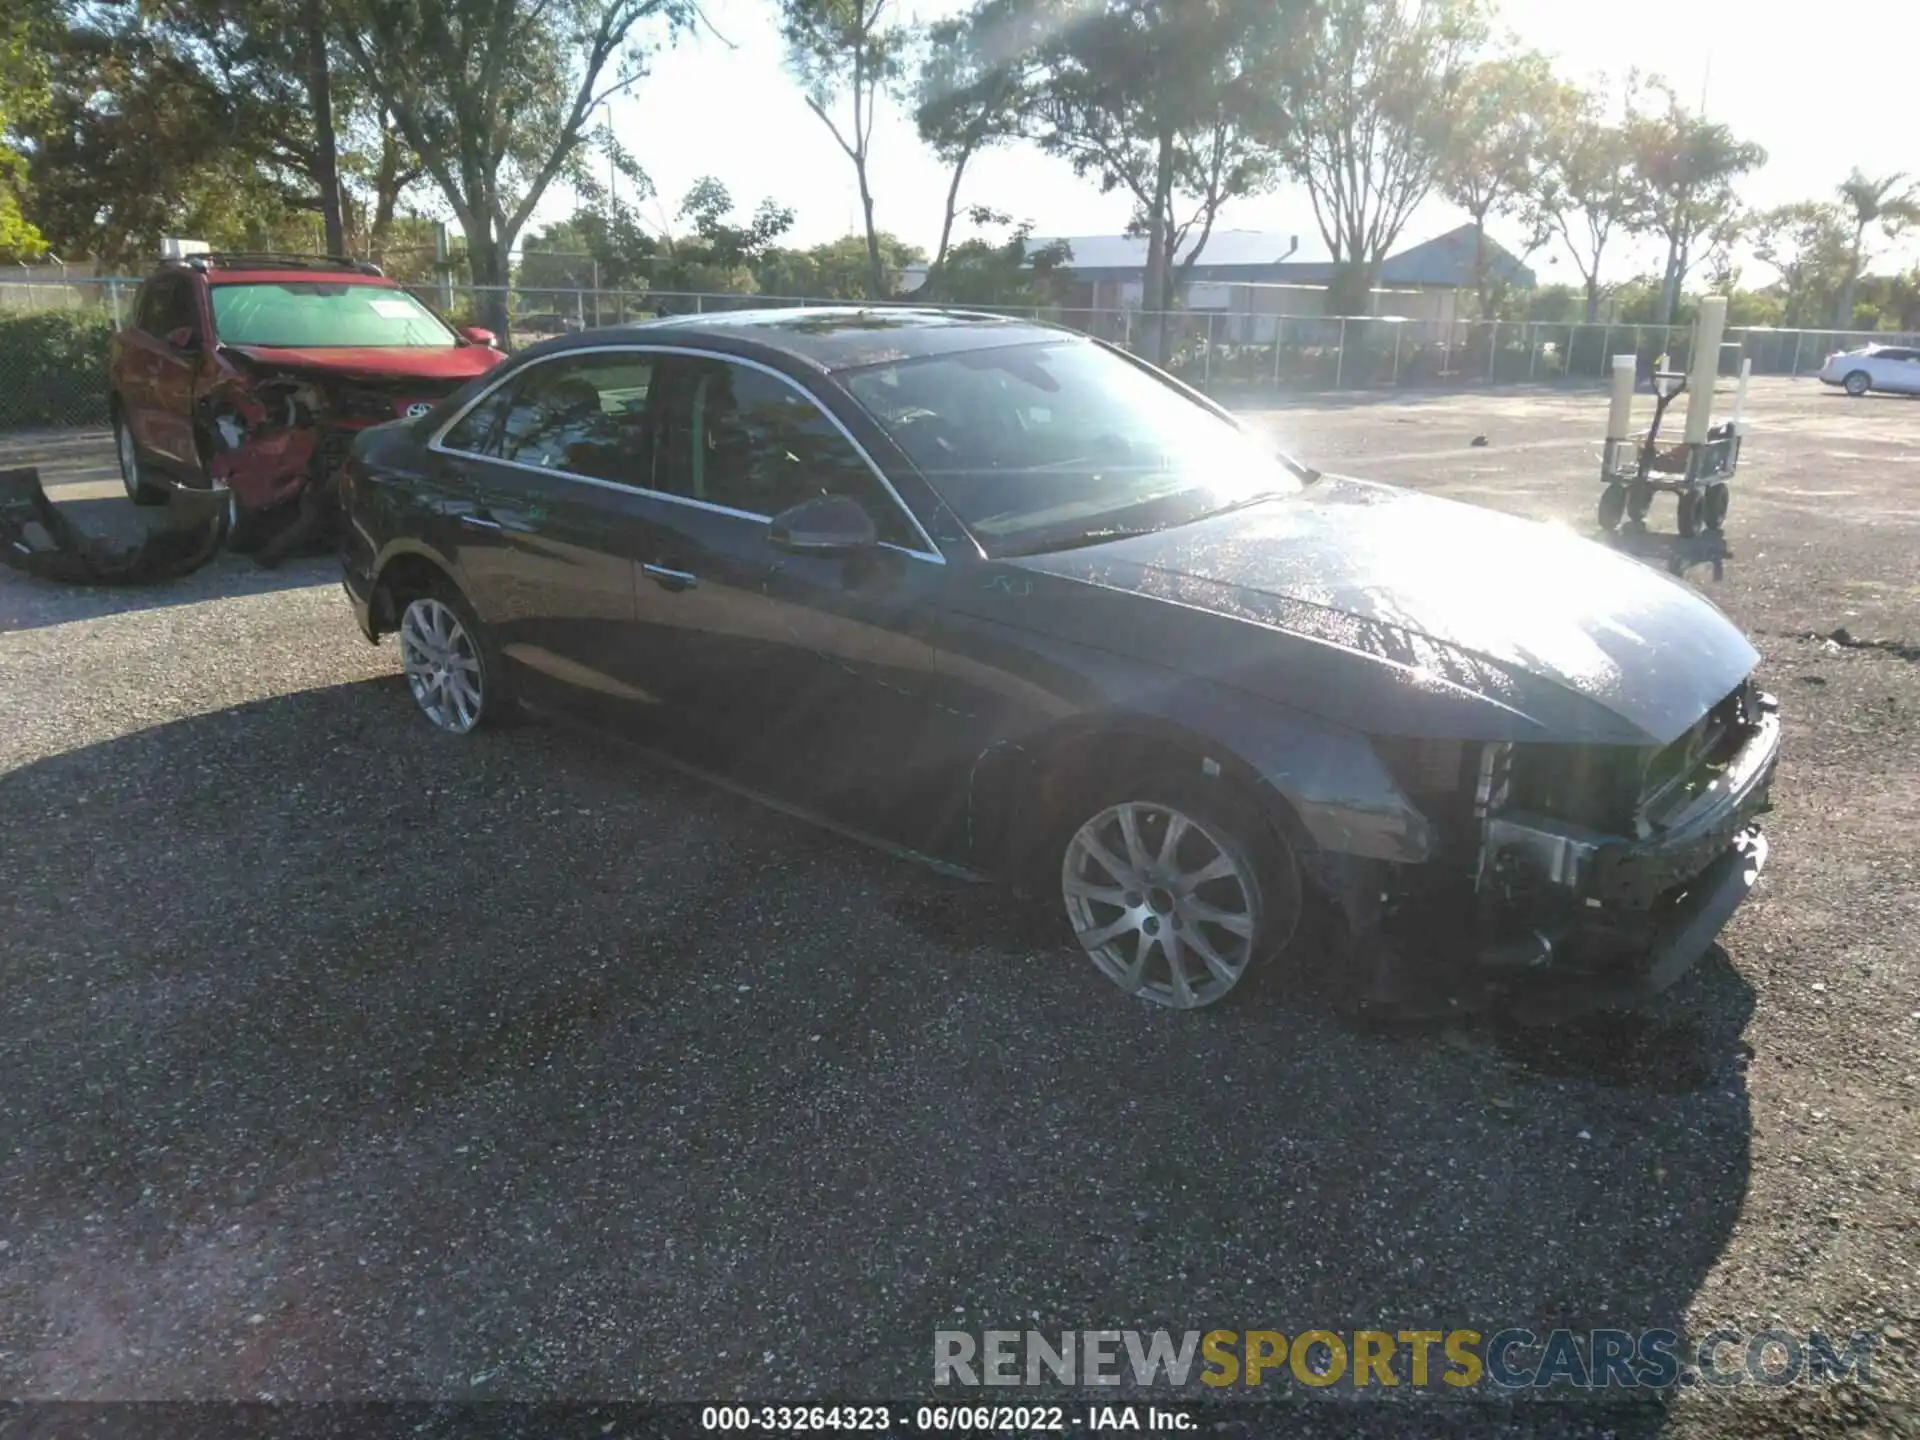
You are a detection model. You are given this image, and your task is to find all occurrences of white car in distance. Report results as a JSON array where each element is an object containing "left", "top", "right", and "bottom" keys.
[{"left": 1819, "top": 343, "right": 1920, "bottom": 396}]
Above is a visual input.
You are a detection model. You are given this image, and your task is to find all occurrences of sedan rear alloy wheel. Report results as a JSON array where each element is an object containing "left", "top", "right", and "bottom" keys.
[
  {"left": 1063, "top": 799, "right": 1264, "bottom": 1009},
  {"left": 399, "top": 596, "right": 487, "bottom": 734},
  {"left": 1843, "top": 370, "right": 1871, "bottom": 397}
]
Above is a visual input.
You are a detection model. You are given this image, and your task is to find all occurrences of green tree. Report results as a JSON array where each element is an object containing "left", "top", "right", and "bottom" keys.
[
  {"left": 1532, "top": 81, "right": 1641, "bottom": 322},
  {"left": 1279, "top": 0, "right": 1489, "bottom": 316},
  {"left": 756, "top": 232, "right": 923, "bottom": 299},
  {"left": 150, "top": 0, "right": 426, "bottom": 257},
  {"left": 1020, "top": 0, "right": 1303, "bottom": 359},
  {"left": 17, "top": 0, "right": 429, "bottom": 268},
  {"left": 1435, "top": 50, "right": 1565, "bottom": 318},
  {"left": 0, "top": 0, "right": 59, "bottom": 258},
  {"left": 1750, "top": 200, "right": 1851, "bottom": 328},
  {"left": 912, "top": 0, "right": 1047, "bottom": 295},
  {"left": 1622, "top": 79, "right": 1765, "bottom": 326},
  {"left": 19, "top": 15, "right": 313, "bottom": 266},
  {"left": 779, "top": 0, "right": 908, "bottom": 300},
  {"left": 339, "top": 0, "right": 699, "bottom": 336},
  {"left": 1849, "top": 267, "right": 1920, "bottom": 332},
  {"left": 924, "top": 209, "right": 1072, "bottom": 306},
  {"left": 1832, "top": 169, "right": 1920, "bottom": 330},
  {"left": 676, "top": 177, "right": 795, "bottom": 273}
]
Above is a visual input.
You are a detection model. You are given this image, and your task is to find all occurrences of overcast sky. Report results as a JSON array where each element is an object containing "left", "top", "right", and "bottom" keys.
[{"left": 582, "top": 0, "right": 1920, "bottom": 284}]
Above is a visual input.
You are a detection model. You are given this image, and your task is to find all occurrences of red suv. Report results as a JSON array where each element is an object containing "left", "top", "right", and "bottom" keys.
[{"left": 107, "top": 253, "right": 508, "bottom": 530}]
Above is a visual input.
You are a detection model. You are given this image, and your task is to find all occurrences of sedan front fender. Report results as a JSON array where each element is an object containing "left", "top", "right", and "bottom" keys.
[{"left": 1119, "top": 673, "right": 1438, "bottom": 865}]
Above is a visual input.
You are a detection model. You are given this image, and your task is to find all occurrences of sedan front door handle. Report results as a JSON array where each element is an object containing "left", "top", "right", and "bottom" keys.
[
  {"left": 642, "top": 562, "right": 699, "bottom": 592},
  {"left": 459, "top": 511, "right": 504, "bottom": 531}
]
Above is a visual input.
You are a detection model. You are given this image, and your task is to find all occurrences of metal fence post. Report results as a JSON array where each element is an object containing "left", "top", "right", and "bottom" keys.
[
  {"left": 1790, "top": 330, "right": 1804, "bottom": 377},
  {"left": 1391, "top": 322, "right": 1402, "bottom": 386},
  {"left": 1273, "top": 316, "right": 1284, "bottom": 386},
  {"left": 1487, "top": 320, "right": 1498, "bottom": 380},
  {"left": 1528, "top": 323, "right": 1538, "bottom": 379},
  {"left": 1334, "top": 317, "right": 1347, "bottom": 388},
  {"left": 1600, "top": 324, "right": 1613, "bottom": 377},
  {"left": 1204, "top": 312, "right": 1214, "bottom": 385}
]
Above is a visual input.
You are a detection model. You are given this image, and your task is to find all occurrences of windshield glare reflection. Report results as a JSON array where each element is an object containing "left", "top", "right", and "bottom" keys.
[{"left": 844, "top": 340, "right": 1301, "bottom": 555}]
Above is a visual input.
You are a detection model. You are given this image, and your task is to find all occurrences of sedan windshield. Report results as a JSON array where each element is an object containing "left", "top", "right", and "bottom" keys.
[
  {"left": 210, "top": 282, "right": 457, "bottom": 348},
  {"left": 842, "top": 339, "right": 1305, "bottom": 556}
]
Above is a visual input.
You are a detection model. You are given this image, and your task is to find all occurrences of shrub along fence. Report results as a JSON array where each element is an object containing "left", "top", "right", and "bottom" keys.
[{"left": 0, "top": 310, "right": 119, "bottom": 431}]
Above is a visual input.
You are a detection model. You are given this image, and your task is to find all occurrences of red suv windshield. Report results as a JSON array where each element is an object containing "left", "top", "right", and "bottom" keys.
[{"left": 209, "top": 281, "right": 457, "bottom": 348}]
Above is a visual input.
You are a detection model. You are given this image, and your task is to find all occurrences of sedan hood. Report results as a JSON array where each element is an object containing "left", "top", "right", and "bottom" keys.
[
  {"left": 224, "top": 343, "right": 504, "bottom": 383},
  {"left": 1001, "top": 477, "right": 1759, "bottom": 746}
]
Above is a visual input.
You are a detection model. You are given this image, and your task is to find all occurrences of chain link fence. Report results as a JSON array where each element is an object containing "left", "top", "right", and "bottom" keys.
[{"left": 4, "top": 274, "right": 1914, "bottom": 433}]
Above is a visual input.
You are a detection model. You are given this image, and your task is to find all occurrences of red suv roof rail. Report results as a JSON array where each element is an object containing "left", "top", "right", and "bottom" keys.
[{"left": 167, "top": 252, "right": 386, "bottom": 278}]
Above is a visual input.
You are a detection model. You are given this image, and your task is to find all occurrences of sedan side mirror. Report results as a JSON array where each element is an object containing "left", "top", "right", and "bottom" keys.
[
  {"left": 769, "top": 493, "right": 878, "bottom": 557},
  {"left": 165, "top": 325, "right": 199, "bottom": 352},
  {"left": 460, "top": 326, "right": 498, "bottom": 347}
]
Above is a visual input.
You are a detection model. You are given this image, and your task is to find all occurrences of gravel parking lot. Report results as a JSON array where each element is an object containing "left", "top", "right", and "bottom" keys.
[{"left": 2, "top": 378, "right": 1915, "bottom": 1435}]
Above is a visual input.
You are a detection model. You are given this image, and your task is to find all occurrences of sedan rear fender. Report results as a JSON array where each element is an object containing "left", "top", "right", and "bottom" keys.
[{"left": 367, "top": 537, "right": 467, "bottom": 633}]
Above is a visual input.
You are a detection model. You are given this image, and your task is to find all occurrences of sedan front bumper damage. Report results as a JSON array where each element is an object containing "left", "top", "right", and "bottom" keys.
[
  {"left": 1497, "top": 826, "right": 1769, "bottom": 1025},
  {"left": 1342, "top": 693, "right": 1780, "bottom": 1024},
  {"left": 1474, "top": 698, "right": 1781, "bottom": 1021}
]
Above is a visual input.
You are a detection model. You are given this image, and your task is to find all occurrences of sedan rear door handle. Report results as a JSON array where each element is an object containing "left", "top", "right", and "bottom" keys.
[
  {"left": 459, "top": 511, "right": 503, "bottom": 531},
  {"left": 642, "top": 562, "right": 699, "bottom": 592}
]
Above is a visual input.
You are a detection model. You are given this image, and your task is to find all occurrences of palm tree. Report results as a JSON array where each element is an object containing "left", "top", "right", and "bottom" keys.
[{"left": 1835, "top": 169, "right": 1920, "bottom": 329}]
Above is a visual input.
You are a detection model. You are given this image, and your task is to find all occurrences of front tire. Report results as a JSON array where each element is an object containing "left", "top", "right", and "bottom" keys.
[
  {"left": 1058, "top": 775, "right": 1301, "bottom": 1010},
  {"left": 396, "top": 583, "right": 509, "bottom": 734},
  {"left": 1676, "top": 489, "right": 1702, "bottom": 538},
  {"left": 1843, "top": 370, "right": 1871, "bottom": 397},
  {"left": 1702, "top": 483, "right": 1730, "bottom": 532},
  {"left": 116, "top": 415, "right": 168, "bottom": 505},
  {"left": 1597, "top": 484, "right": 1627, "bottom": 532}
]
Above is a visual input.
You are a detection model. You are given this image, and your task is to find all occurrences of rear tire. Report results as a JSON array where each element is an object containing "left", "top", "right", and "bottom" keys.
[
  {"left": 1843, "top": 370, "right": 1871, "bottom": 397},
  {"left": 395, "top": 580, "right": 513, "bottom": 734},
  {"left": 1056, "top": 772, "right": 1302, "bottom": 1011},
  {"left": 116, "top": 415, "right": 168, "bottom": 506}
]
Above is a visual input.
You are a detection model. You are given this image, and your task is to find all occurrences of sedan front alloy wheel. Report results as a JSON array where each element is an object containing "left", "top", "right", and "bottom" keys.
[{"left": 1062, "top": 797, "right": 1268, "bottom": 1009}]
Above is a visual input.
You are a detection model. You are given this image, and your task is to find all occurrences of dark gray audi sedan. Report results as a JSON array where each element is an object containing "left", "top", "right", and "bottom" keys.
[{"left": 339, "top": 307, "right": 1778, "bottom": 1019}]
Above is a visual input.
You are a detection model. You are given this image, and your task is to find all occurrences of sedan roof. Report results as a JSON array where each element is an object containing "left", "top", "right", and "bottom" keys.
[{"left": 569, "top": 305, "right": 1072, "bottom": 372}]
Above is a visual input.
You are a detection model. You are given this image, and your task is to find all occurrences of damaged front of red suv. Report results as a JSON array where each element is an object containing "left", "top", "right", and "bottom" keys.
[
  {"left": 203, "top": 339, "right": 503, "bottom": 523},
  {"left": 197, "top": 270, "right": 504, "bottom": 536}
]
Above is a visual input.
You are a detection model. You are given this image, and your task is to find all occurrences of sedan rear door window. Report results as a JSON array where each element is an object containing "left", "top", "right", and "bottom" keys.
[
  {"left": 485, "top": 353, "right": 657, "bottom": 487},
  {"left": 653, "top": 357, "right": 920, "bottom": 547}
]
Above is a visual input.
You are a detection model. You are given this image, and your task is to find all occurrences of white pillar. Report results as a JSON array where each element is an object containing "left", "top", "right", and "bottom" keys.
[
  {"left": 1731, "top": 357, "right": 1753, "bottom": 434},
  {"left": 1683, "top": 296, "right": 1729, "bottom": 446},
  {"left": 1607, "top": 355, "right": 1636, "bottom": 442}
]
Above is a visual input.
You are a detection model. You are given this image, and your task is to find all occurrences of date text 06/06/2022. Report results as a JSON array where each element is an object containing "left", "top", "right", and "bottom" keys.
[{"left": 698, "top": 1404, "right": 1192, "bottom": 1432}]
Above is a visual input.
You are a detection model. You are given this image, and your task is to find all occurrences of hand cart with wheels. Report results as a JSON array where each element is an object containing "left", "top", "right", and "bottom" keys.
[
  {"left": 1594, "top": 296, "right": 1750, "bottom": 540},
  {"left": 1597, "top": 370, "right": 1743, "bottom": 538}
]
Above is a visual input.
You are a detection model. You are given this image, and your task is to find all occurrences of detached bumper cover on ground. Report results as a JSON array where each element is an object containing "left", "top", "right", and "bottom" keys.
[{"left": 0, "top": 466, "right": 227, "bottom": 585}]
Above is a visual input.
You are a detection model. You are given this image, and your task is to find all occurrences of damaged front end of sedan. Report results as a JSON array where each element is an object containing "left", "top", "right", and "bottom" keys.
[{"left": 1352, "top": 678, "right": 1780, "bottom": 1024}]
